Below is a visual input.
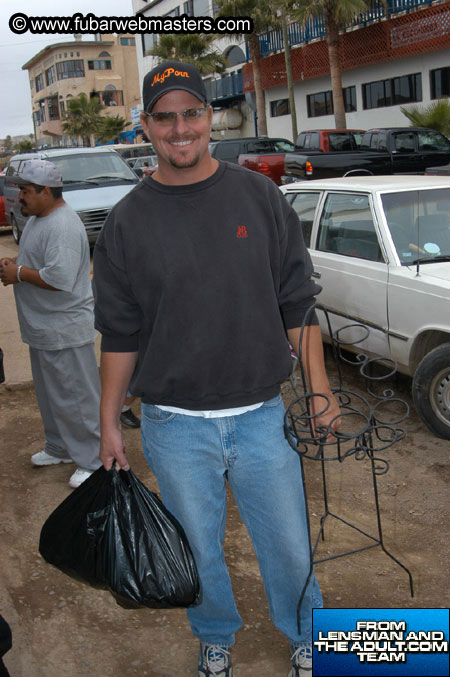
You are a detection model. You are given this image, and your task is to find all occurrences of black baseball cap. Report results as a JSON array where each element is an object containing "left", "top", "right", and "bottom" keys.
[{"left": 143, "top": 61, "right": 207, "bottom": 113}]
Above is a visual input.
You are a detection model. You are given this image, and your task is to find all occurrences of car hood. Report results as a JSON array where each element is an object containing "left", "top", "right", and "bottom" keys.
[
  {"left": 409, "top": 261, "right": 450, "bottom": 282},
  {"left": 62, "top": 183, "right": 137, "bottom": 211}
]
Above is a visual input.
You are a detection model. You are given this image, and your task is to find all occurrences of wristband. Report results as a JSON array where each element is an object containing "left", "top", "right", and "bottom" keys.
[{"left": 17, "top": 265, "right": 23, "bottom": 282}]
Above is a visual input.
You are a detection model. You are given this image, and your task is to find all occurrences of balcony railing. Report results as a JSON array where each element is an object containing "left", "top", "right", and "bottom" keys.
[
  {"left": 258, "top": 0, "right": 436, "bottom": 57},
  {"left": 206, "top": 71, "right": 244, "bottom": 102}
]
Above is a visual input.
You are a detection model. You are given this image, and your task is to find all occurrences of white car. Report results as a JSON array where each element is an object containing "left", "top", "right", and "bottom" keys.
[{"left": 281, "top": 175, "right": 450, "bottom": 440}]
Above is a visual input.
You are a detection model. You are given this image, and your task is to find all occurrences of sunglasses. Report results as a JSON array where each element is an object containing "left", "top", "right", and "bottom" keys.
[{"left": 145, "top": 107, "right": 209, "bottom": 125}]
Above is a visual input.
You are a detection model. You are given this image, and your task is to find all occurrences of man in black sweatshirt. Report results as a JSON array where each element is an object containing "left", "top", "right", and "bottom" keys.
[{"left": 93, "top": 61, "right": 340, "bottom": 677}]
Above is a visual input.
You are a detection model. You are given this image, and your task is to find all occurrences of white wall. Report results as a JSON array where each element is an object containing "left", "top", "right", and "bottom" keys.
[{"left": 265, "top": 48, "right": 450, "bottom": 141}]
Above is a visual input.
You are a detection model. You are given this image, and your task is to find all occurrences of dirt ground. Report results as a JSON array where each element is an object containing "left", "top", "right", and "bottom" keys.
[{"left": 0, "top": 356, "right": 449, "bottom": 677}]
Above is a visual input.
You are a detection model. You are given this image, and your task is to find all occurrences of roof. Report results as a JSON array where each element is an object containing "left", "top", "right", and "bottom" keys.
[
  {"left": 282, "top": 175, "right": 450, "bottom": 192},
  {"left": 22, "top": 40, "right": 114, "bottom": 70}
]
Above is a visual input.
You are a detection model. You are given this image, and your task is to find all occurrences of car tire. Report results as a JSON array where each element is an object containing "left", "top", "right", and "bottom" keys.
[
  {"left": 10, "top": 215, "right": 21, "bottom": 244},
  {"left": 412, "top": 343, "right": 450, "bottom": 440}
]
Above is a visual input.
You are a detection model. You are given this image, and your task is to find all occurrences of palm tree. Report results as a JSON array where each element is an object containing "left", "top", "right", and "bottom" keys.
[
  {"left": 216, "top": 0, "right": 274, "bottom": 136},
  {"left": 97, "top": 115, "right": 131, "bottom": 144},
  {"left": 150, "top": 34, "right": 227, "bottom": 75},
  {"left": 292, "top": 0, "right": 371, "bottom": 129},
  {"left": 401, "top": 99, "right": 450, "bottom": 137},
  {"left": 62, "top": 93, "right": 104, "bottom": 147}
]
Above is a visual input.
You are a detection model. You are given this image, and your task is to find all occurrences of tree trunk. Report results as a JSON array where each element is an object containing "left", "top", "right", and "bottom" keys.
[
  {"left": 282, "top": 12, "right": 298, "bottom": 142},
  {"left": 247, "top": 32, "right": 267, "bottom": 136},
  {"left": 326, "top": 15, "right": 346, "bottom": 129}
]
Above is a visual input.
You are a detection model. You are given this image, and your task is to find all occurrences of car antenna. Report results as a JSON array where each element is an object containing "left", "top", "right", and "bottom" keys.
[{"left": 416, "top": 212, "right": 421, "bottom": 276}]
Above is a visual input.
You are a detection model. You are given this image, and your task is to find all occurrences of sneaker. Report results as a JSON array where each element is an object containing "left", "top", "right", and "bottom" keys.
[
  {"left": 31, "top": 450, "right": 73, "bottom": 466},
  {"left": 289, "top": 645, "right": 312, "bottom": 677},
  {"left": 198, "top": 644, "right": 233, "bottom": 676},
  {"left": 120, "top": 408, "right": 140, "bottom": 428},
  {"left": 69, "top": 468, "right": 94, "bottom": 488}
]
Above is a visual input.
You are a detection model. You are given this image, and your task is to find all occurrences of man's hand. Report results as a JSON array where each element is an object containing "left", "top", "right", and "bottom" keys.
[
  {"left": 309, "top": 391, "right": 341, "bottom": 441},
  {"left": 100, "top": 423, "right": 130, "bottom": 471},
  {"left": 0, "top": 259, "right": 18, "bottom": 286}
]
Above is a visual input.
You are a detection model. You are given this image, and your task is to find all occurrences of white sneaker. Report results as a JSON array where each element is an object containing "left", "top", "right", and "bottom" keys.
[
  {"left": 69, "top": 468, "right": 94, "bottom": 488},
  {"left": 31, "top": 450, "right": 73, "bottom": 466},
  {"left": 289, "top": 646, "right": 312, "bottom": 676}
]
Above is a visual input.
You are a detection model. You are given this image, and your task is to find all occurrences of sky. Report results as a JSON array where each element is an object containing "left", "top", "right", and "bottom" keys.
[{"left": 0, "top": 0, "right": 137, "bottom": 139}]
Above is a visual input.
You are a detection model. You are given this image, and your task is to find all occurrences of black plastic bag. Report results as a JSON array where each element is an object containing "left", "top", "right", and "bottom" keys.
[{"left": 39, "top": 466, "right": 201, "bottom": 609}]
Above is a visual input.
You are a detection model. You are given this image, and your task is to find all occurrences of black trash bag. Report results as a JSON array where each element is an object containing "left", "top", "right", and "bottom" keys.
[{"left": 39, "top": 466, "right": 201, "bottom": 609}]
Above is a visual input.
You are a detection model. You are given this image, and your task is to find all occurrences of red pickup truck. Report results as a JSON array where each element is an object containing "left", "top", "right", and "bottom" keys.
[{"left": 238, "top": 129, "right": 365, "bottom": 185}]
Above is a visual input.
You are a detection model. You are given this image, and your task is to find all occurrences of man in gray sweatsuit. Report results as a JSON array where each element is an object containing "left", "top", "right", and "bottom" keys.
[{"left": 0, "top": 159, "right": 101, "bottom": 488}]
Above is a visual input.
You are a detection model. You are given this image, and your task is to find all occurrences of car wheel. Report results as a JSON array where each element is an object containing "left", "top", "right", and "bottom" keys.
[
  {"left": 10, "top": 215, "right": 21, "bottom": 244},
  {"left": 412, "top": 343, "right": 450, "bottom": 440}
]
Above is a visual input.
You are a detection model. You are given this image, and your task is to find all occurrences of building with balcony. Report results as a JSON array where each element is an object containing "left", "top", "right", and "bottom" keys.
[
  {"left": 133, "top": 0, "right": 450, "bottom": 141},
  {"left": 23, "top": 34, "right": 141, "bottom": 147}
]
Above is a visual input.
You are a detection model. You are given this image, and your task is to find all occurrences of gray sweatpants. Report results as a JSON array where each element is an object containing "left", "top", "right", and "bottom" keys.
[{"left": 29, "top": 343, "right": 102, "bottom": 471}]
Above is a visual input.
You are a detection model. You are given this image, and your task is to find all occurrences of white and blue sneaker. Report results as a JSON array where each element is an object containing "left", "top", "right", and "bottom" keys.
[
  {"left": 289, "top": 645, "right": 312, "bottom": 676},
  {"left": 198, "top": 643, "right": 233, "bottom": 676}
]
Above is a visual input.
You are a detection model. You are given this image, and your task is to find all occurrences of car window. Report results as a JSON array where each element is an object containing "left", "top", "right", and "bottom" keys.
[
  {"left": 417, "top": 130, "right": 450, "bottom": 151},
  {"left": 288, "top": 192, "right": 320, "bottom": 247},
  {"left": 48, "top": 152, "right": 136, "bottom": 183},
  {"left": 295, "top": 133, "right": 306, "bottom": 149},
  {"left": 317, "top": 192, "right": 383, "bottom": 261},
  {"left": 328, "top": 133, "right": 355, "bottom": 151},
  {"left": 0, "top": 176, "right": 4, "bottom": 196},
  {"left": 5, "top": 160, "right": 20, "bottom": 176},
  {"left": 393, "top": 132, "right": 417, "bottom": 152},
  {"left": 382, "top": 188, "right": 450, "bottom": 264},
  {"left": 213, "top": 142, "right": 240, "bottom": 161},
  {"left": 370, "top": 133, "right": 379, "bottom": 150},
  {"left": 308, "top": 133, "right": 319, "bottom": 151},
  {"left": 378, "top": 132, "right": 388, "bottom": 151},
  {"left": 272, "top": 139, "right": 295, "bottom": 152}
]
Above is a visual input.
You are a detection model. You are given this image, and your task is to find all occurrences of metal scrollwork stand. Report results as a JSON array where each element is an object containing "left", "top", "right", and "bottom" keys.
[{"left": 284, "top": 306, "right": 414, "bottom": 633}]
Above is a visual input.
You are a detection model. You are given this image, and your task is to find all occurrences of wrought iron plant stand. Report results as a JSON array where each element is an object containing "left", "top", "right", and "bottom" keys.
[{"left": 284, "top": 306, "right": 414, "bottom": 632}]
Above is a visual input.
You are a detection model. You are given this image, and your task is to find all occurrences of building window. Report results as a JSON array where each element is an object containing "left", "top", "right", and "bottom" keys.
[
  {"left": 270, "top": 98, "right": 290, "bottom": 117},
  {"left": 35, "top": 73, "right": 44, "bottom": 92},
  {"left": 33, "top": 110, "right": 41, "bottom": 127},
  {"left": 184, "top": 0, "right": 194, "bottom": 15},
  {"left": 343, "top": 86, "right": 356, "bottom": 112},
  {"left": 56, "top": 59, "right": 85, "bottom": 80},
  {"left": 88, "top": 59, "right": 112, "bottom": 70},
  {"left": 60, "top": 100, "right": 65, "bottom": 115},
  {"left": 94, "top": 89, "right": 124, "bottom": 106},
  {"left": 142, "top": 33, "right": 158, "bottom": 56},
  {"left": 39, "top": 100, "right": 46, "bottom": 123},
  {"left": 120, "top": 37, "right": 135, "bottom": 46},
  {"left": 430, "top": 66, "right": 450, "bottom": 99},
  {"left": 165, "top": 7, "right": 180, "bottom": 17},
  {"left": 45, "top": 66, "right": 56, "bottom": 86},
  {"left": 47, "top": 96, "right": 60, "bottom": 120},
  {"left": 307, "top": 87, "right": 356, "bottom": 118},
  {"left": 362, "top": 73, "right": 421, "bottom": 109}
]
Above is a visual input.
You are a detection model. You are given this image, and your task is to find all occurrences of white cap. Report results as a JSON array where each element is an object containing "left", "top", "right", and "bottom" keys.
[{"left": 10, "top": 159, "right": 62, "bottom": 187}]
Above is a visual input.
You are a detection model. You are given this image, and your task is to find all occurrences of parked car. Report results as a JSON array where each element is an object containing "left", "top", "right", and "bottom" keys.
[
  {"left": 126, "top": 155, "right": 158, "bottom": 178},
  {"left": 283, "top": 127, "right": 450, "bottom": 182},
  {"left": 210, "top": 137, "right": 295, "bottom": 164},
  {"left": 425, "top": 162, "right": 450, "bottom": 175},
  {"left": 4, "top": 147, "right": 139, "bottom": 244},
  {"left": 0, "top": 173, "right": 8, "bottom": 227},
  {"left": 280, "top": 175, "right": 450, "bottom": 440}
]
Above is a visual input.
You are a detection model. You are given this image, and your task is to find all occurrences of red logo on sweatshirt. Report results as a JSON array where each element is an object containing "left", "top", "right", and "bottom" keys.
[{"left": 237, "top": 225, "right": 248, "bottom": 238}]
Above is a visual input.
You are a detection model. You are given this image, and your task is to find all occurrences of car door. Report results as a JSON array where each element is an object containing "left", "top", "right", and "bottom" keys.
[{"left": 310, "top": 191, "right": 390, "bottom": 359}]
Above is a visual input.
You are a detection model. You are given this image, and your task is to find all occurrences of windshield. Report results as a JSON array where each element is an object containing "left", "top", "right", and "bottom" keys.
[
  {"left": 273, "top": 139, "right": 295, "bottom": 152},
  {"left": 49, "top": 152, "right": 138, "bottom": 185},
  {"left": 381, "top": 188, "right": 450, "bottom": 264}
]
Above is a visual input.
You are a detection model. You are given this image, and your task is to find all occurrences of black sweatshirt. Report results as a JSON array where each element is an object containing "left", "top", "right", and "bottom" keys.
[{"left": 93, "top": 161, "right": 320, "bottom": 410}]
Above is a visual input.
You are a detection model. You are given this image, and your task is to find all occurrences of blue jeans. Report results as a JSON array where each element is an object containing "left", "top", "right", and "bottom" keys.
[{"left": 141, "top": 394, "right": 322, "bottom": 647}]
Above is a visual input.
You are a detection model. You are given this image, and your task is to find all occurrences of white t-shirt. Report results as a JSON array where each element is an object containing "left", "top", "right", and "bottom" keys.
[{"left": 14, "top": 203, "right": 97, "bottom": 350}]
